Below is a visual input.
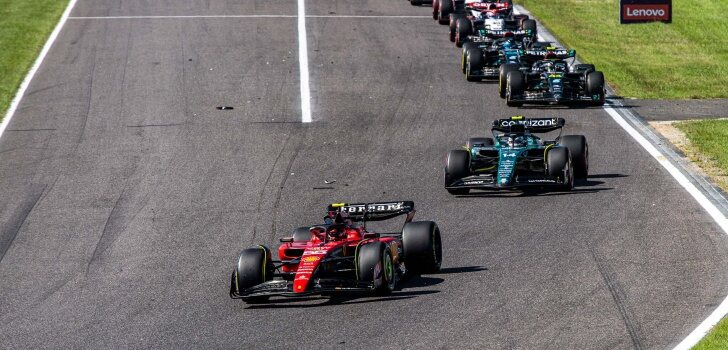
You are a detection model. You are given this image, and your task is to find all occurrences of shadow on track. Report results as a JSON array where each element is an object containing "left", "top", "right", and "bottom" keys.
[{"left": 244, "top": 275, "right": 445, "bottom": 309}]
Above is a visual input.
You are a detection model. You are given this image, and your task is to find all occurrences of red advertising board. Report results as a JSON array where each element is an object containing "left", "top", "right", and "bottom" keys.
[{"left": 620, "top": 0, "right": 672, "bottom": 23}]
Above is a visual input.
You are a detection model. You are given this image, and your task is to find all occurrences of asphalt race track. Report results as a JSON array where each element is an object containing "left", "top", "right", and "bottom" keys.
[{"left": 1, "top": 1, "right": 727, "bottom": 349}]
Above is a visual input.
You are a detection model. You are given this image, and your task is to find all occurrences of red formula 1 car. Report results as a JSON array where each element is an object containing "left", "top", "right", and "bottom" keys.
[{"left": 229, "top": 201, "right": 443, "bottom": 303}]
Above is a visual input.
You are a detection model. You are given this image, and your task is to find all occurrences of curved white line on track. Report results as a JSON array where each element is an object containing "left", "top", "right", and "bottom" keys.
[
  {"left": 514, "top": 4, "right": 728, "bottom": 348},
  {"left": 604, "top": 100, "right": 728, "bottom": 350},
  {"left": 298, "top": 0, "right": 312, "bottom": 123},
  {"left": 0, "top": 0, "right": 79, "bottom": 139}
]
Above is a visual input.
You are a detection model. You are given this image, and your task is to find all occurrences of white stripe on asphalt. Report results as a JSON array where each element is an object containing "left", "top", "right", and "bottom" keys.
[
  {"left": 297, "top": 0, "right": 312, "bottom": 123},
  {"left": 0, "top": 0, "right": 79, "bottom": 139},
  {"left": 514, "top": 5, "right": 728, "bottom": 348},
  {"left": 68, "top": 15, "right": 431, "bottom": 19},
  {"left": 603, "top": 105, "right": 728, "bottom": 350}
]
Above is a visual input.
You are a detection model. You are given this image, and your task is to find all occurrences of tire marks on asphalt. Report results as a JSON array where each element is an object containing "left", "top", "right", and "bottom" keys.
[
  {"left": 0, "top": 184, "right": 46, "bottom": 264},
  {"left": 590, "top": 247, "right": 646, "bottom": 349}
]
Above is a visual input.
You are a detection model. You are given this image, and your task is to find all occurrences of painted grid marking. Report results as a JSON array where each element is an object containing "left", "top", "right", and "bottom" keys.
[
  {"left": 68, "top": 15, "right": 432, "bottom": 19},
  {"left": 297, "top": 0, "right": 311, "bottom": 123}
]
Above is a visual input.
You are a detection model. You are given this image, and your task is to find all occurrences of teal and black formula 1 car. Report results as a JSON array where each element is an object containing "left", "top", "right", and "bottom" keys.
[{"left": 444, "top": 116, "right": 588, "bottom": 194}]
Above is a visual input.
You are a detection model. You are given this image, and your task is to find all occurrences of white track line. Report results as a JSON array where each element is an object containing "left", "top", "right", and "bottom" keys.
[
  {"left": 515, "top": 4, "right": 728, "bottom": 348},
  {"left": 603, "top": 106, "right": 728, "bottom": 350},
  {"left": 68, "top": 15, "right": 431, "bottom": 20},
  {"left": 0, "top": 0, "right": 79, "bottom": 139},
  {"left": 297, "top": 0, "right": 312, "bottom": 123}
]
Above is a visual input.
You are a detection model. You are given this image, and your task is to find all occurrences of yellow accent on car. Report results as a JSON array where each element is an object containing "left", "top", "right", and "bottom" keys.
[
  {"left": 544, "top": 144, "right": 555, "bottom": 164},
  {"left": 331, "top": 203, "right": 346, "bottom": 208},
  {"left": 473, "top": 165, "right": 496, "bottom": 172},
  {"left": 511, "top": 115, "right": 524, "bottom": 120}
]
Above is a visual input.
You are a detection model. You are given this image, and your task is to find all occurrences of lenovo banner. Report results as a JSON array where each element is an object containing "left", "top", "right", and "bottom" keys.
[{"left": 620, "top": 0, "right": 672, "bottom": 24}]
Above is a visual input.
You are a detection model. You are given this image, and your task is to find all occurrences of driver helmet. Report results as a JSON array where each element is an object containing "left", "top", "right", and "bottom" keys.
[
  {"left": 553, "top": 61, "right": 567, "bottom": 72},
  {"left": 507, "top": 135, "right": 527, "bottom": 148}
]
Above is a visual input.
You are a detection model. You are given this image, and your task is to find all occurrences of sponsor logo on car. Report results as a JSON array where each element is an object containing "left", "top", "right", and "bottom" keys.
[
  {"left": 341, "top": 202, "right": 406, "bottom": 213},
  {"left": 499, "top": 118, "right": 558, "bottom": 128},
  {"left": 302, "top": 256, "right": 321, "bottom": 263}
]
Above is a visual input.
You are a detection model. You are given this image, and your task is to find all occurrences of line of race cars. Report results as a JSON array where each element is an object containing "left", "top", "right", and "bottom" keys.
[
  {"left": 423, "top": 0, "right": 606, "bottom": 107},
  {"left": 230, "top": 1, "right": 596, "bottom": 303}
]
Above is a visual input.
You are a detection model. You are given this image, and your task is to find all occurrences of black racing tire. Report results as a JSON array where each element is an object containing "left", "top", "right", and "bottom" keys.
[
  {"left": 438, "top": 0, "right": 453, "bottom": 24},
  {"left": 292, "top": 226, "right": 312, "bottom": 242},
  {"left": 586, "top": 71, "right": 606, "bottom": 106},
  {"left": 466, "top": 137, "right": 495, "bottom": 149},
  {"left": 450, "top": 14, "right": 465, "bottom": 42},
  {"left": 410, "top": 0, "right": 423, "bottom": 5},
  {"left": 506, "top": 71, "right": 525, "bottom": 107},
  {"left": 571, "top": 63, "right": 595, "bottom": 75},
  {"left": 461, "top": 42, "right": 477, "bottom": 73},
  {"left": 432, "top": 0, "right": 440, "bottom": 20},
  {"left": 465, "top": 48, "right": 484, "bottom": 81},
  {"left": 357, "top": 242, "right": 395, "bottom": 295},
  {"left": 522, "top": 19, "right": 537, "bottom": 37},
  {"left": 560, "top": 135, "right": 588, "bottom": 179},
  {"left": 403, "top": 221, "right": 443, "bottom": 274},
  {"left": 546, "top": 147, "right": 573, "bottom": 191},
  {"left": 499, "top": 63, "right": 520, "bottom": 98},
  {"left": 455, "top": 18, "right": 472, "bottom": 48},
  {"left": 233, "top": 246, "right": 274, "bottom": 303},
  {"left": 445, "top": 149, "right": 470, "bottom": 195}
]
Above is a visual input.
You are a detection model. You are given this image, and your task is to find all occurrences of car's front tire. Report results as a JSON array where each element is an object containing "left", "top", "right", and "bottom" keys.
[
  {"left": 445, "top": 149, "right": 470, "bottom": 195},
  {"left": 233, "top": 246, "right": 274, "bottom": 303},
  {"left": 357, "top": 242, "right": 395, "bottom": 295}
]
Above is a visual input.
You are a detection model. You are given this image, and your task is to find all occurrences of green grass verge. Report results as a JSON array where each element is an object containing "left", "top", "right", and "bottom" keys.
[
  {"left": 675, "top": 119, "right": 728, "bottom": 191},
  {"left": 516, "top": 0, "right": 728, "bottom": 99},
  {"left": 0, "top": 0, "right": 69, "bottom": 122},
  {"left": 689, "top": 302, "right": 728, "bottom": 349}
]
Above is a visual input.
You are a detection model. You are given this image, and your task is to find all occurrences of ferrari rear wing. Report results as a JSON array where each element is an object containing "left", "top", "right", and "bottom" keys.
[
  {"left": 492, "top": 117, "right": 566, "bottom": 133},
  {"left": 328, "top": 201, "right": 415, "bottom": 222}
]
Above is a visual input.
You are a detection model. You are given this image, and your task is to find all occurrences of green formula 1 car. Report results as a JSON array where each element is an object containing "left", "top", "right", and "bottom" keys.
[{"left": 444, "top": 116, "right": 588, "bottom": 194}]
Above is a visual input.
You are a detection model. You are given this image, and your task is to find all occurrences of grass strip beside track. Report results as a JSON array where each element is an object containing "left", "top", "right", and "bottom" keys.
[
  {"left": 674, "top": 119, "right": 728, "bottom": 195},
  {"left": 0, "top": 0, "right": 70, "bottom": 122},
  {"left": 692, "top": 305, "right": 728, "bottom": 349},
  {"left": 516, "top": 0, "right": 728, "bottom": 99}
]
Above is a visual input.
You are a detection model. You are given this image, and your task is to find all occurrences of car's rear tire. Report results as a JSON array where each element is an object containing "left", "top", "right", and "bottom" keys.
[
  {"left": 506, "top": 71, "right": 525, "bottom": 107},
  {"left": 522, "top": 19, "right": 537, "bottom": 37},
  {"left": 571, "top": 63, "right": 595, "bottom": 75},
  {"left": 560, "top": 135, "right": 588, "bottom": 179},
  {"left": 466, "top": 137, "right": 495, "bottom": 149},
  {"left": 465, "top": 48, "right": 483, "bottom": 81},
  {"left": 586, "top": 71, "right": 605, "bottom": 106},
  {"left": 403, "top": 221, "right": 442, "bottom": 274},
  {"left": 546, "top": 147, "right": 573, "bottom": 191},
  {"left": 455, "top": 18, "right": 472, "bottom": 48},
  {"left": 450, "top": 14, "right": 465, "bottom": 42},
  {"left": 233, "top": 246, "right": 274, "bottom": 303},
  {"left": 292, "top": 226, "right": 312, "bottom": 242},
  {"left": 357, "top": 242, "right": 395, "bottom": 295},
  {"left": 410, "top": 0, "right": 423, "bottom": 5},
  {"left": 499, "top": 63, "right": 519, "bottom": 98},
  {"left": 445, "top": 149, "right": 470, "bottom": 194},
  {"left": 461, "top": 42, "right": 477, "bottom": 73},
  {"left": 438, "top": 0, "right": 453, "bottom": 24}
]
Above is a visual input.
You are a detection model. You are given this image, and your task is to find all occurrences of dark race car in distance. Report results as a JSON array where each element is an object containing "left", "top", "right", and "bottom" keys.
[
  {"left": 445, "top": 116, "right": 588, "bottom": 194},
  {"left": 461, "top": 35, "right": 528, "bottom": 81},
  {"left": 451, "top": 4, "right": 535, "bottom": 47},
  {"left": 230, "top": 202, "right": 442, "bottom": 303},
  {"left": 504, "top": 56, "right": 606, "bottom": 107}
]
